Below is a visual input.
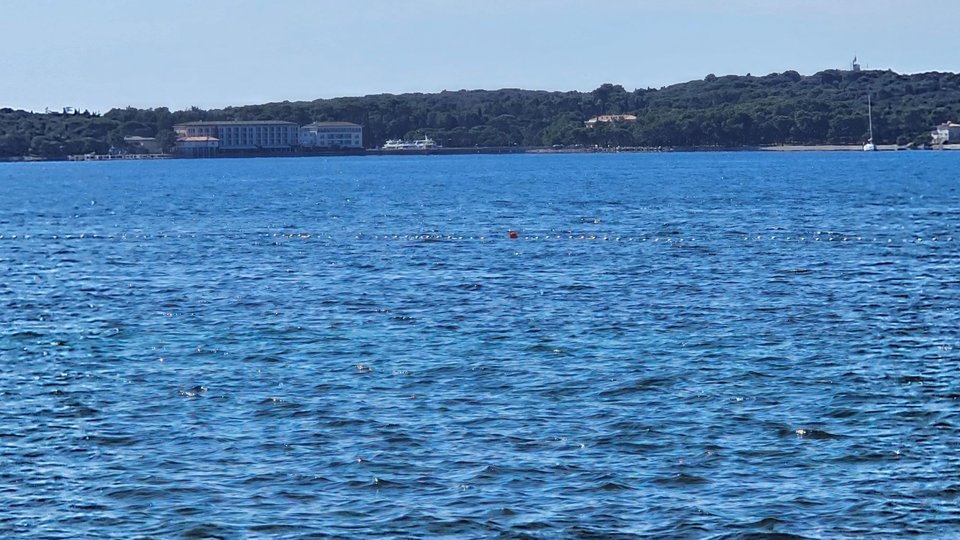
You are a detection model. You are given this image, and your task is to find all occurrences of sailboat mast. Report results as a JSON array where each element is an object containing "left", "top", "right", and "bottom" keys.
[{"left": 867, "top": 94, "right": 874, "bottom": 142}]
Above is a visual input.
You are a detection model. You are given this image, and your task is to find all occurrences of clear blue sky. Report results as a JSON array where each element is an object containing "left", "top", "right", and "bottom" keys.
[{"left": 1, "top": 0, "right": 956, "bottom": 113}]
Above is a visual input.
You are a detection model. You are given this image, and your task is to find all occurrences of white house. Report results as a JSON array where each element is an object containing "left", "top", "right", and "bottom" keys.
[
  {"left": 300, "top": 121, "right": 363, "bottom": 149},
  {"left": 584, "top": 114, "right": 638, "bottom": 127},
  {"left": 932, "top": 122, "right": 960, "bottom": 144}
]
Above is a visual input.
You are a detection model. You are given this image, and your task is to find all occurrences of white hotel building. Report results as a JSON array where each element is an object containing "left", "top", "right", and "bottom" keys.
[
  {"left": 300, "top": 121, "right": 363, "bottom": 149},
  {"left": 174, "top": 121, "right": 300, "bottom": 151}
]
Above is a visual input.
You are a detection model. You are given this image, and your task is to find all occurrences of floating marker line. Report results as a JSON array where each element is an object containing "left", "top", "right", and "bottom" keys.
[{"left": 0, "top": 232, "right": 955, "bottom": 244}]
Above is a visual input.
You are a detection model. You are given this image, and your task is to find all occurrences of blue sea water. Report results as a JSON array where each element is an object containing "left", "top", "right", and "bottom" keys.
[{"left": 1, "top": 152, "right": 959, "bottom": 538}]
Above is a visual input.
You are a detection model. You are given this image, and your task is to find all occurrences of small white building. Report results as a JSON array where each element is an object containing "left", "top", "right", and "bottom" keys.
[
  {"left": 123, "top": 136, "right": 163, "bottom": 154},
  {"left": 174, "top": 121, "right": 300, "bottom": 151},
  {"left": 584, "top": 114, "right": 638, "bottom": 127},
  {"left": 932, "top": 122, "right": 960, "bottom": 144},
  {"left": 175, "top": 136, "right": 220, "bottom": 157},
  {"left": 300, "top": 122, "right": 363, "bottom": 149}
]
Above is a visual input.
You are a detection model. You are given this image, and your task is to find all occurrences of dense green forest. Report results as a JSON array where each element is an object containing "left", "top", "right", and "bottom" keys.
[{"left": 3, "top": 69, "right": 960, "bottom": 158}]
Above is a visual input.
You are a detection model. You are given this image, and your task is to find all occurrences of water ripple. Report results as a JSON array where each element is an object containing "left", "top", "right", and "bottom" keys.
[{"left": 1, "top": 153, "right": 959, "bottom": 536}]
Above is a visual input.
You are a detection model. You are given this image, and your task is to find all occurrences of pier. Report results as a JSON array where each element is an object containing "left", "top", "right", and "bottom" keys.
[{"left": 67, "top": 153, "right": 172, "bottom": 161}]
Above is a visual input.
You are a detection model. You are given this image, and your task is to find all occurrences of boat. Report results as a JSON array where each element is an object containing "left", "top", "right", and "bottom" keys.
[
  {"left": 863, "top": 94, "right": 876, "bottom": 151},
  {"left": 382, "top": 137, "right": 439, "bottom": 150}
]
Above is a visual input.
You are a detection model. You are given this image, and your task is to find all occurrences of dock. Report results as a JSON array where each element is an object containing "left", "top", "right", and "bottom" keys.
[{"left": 67, "top": 153, "right": 172, "bottom": 161}]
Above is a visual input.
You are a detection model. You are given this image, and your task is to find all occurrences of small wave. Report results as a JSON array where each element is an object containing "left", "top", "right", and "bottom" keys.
[
  {"left": 178, "top": 385, "right": 208, "bottom": 397},
  {"left": 788, "top": 428, "right": 844, "bottom": 440},
  {"left": 652, "top": 472, "right": 710, "bottom": 486}
]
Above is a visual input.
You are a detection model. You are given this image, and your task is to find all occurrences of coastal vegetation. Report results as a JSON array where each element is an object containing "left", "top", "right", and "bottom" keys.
[{"left": 4, "top": 69, "right": 960, "bottom": 158}]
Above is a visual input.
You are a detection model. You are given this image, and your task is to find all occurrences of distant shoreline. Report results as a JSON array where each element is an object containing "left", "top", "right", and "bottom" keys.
[
  {"left": 757, "top": 144, "right": 902, "bottom": 152},
  {"left": 4, "top": 144, "right": 958, "bottom": 163}
]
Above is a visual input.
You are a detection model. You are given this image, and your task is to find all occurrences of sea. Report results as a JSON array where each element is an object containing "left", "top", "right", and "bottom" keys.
[{"left": 1, "top": 152, "right": 959, "bottom": 538}]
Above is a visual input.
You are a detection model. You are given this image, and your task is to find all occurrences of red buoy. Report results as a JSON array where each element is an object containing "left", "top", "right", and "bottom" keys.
[{"left": 508, "top": 230, "right": 519, "bottom": 239}]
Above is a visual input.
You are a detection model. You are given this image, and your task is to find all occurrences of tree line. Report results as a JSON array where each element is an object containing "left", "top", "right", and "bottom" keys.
[{"left": 3, "top": 69, "right": 960, "bottom": 158}]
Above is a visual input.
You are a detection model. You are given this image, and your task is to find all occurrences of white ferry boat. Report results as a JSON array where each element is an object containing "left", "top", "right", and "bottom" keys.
[{"left": 382, "top": 137, "right": 439, "bottom": 150}]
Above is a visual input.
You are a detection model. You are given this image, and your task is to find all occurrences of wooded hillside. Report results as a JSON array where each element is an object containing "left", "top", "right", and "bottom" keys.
[{"left": 3, "top": 69, "right": 958, "bottom": 158}]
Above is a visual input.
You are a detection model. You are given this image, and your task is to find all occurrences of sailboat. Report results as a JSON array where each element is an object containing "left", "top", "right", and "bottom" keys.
[{"left": 863, "top": 94, "right": 877, "bottom": 151}]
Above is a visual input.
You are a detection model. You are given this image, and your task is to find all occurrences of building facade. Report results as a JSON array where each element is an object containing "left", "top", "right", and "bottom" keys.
[
  {"left": 174, "top": 121, "right": 300, "bottom": 151},
  {"left": 300, "top": 122, "right": 363, "bottom": 149},
  {"left": 932, "top": 122, "right": 960, "bottom": 144},
  {"left": 175, "top": 136, "right": 220, "bottom": 157}
]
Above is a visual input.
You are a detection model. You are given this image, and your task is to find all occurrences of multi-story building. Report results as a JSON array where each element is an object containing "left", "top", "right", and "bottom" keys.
[
  {"left": 300, "top": 121, "right": 363, "bottom": 149},
  {"left": 174, "top": 121, "right": 300, "bottom": 151}
]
